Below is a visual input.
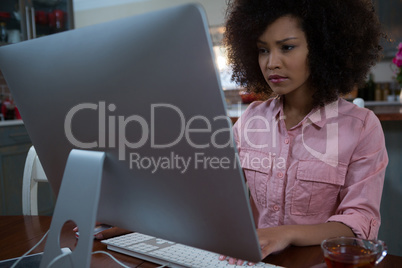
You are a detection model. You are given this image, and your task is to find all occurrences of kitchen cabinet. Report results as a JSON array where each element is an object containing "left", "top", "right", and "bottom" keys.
[
  {"left": 0, "top": 0, "right": 74, "bottom": 45},
  {"left": 0, "top": 121, "right": 55, "bottom": 215}
]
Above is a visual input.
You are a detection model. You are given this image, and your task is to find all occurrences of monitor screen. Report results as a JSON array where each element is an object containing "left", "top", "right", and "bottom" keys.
[{"left": 0, "top": 4, "right": 261, "bottom": 262}]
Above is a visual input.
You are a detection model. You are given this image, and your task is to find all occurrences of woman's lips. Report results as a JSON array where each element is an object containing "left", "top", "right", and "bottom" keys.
[{"left": 268, "top": 75, "right": 287, "bottom": 83}]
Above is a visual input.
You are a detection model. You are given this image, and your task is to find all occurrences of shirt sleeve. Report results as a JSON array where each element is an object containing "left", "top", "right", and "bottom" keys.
[{"left": 327, "top": 111, "right": 388, "bottom": 239}]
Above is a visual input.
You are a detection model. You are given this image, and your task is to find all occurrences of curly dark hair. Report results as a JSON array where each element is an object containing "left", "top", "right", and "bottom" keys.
[{"left": 224, "top": 0, "right": 384, "bottom": 107}]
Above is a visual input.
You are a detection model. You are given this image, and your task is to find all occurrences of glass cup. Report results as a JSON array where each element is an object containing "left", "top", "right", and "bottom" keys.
[{"left": 321, "top": 237, "right": 387, "bottom": 268}]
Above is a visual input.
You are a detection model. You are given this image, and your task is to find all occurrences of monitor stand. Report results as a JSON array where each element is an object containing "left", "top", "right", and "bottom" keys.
[{"left": 40, "top": 149, "right": 106, "bottom": 268}]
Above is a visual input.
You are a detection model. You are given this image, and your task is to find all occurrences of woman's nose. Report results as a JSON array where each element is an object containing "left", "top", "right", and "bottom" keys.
[{"left": 267, "top": 52, "right": 280, "bottom": 70}]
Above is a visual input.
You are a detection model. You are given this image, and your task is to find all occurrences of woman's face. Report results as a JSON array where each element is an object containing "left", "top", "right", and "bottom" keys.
[{"left": 257, "top": 16, "right": 310, "bottom": 96}]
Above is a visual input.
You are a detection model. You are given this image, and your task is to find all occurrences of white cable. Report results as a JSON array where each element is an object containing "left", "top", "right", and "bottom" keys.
[
  {"left": 92, "top": 250, "right": 133, "bottom": 268},
  {"left": 46, "top": 251, "right": 73, "bottom": 268},
  {"left": 92, "top": 251, "right": 171, "bottom": 268},
  {"left": 10, "top": 231, "right": 169, "bottom": 268},
  {"left": 10, "top": 230, "right": 49, "bottom": 268}
]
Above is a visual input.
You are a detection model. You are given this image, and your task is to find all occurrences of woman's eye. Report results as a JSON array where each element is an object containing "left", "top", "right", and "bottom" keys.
[
  {"left": 282, "top": 45, "right": 295, "bottom": 51},
  {"left": 258, "top": 48, "right": 269, "bottom": 54}
]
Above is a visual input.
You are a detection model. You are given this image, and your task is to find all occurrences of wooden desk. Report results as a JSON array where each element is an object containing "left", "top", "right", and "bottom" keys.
[{"left": 1, "top": 216, "right": 401, "bottom": 268}]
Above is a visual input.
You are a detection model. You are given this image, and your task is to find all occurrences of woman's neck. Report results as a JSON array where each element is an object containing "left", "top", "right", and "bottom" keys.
[{"left": 282, "top": 89, "right": 314, "bottom": 130}]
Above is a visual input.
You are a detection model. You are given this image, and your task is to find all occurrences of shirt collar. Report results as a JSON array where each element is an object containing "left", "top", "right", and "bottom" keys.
[
  {"left": 272, "top": 96, "right": 282, "bottom": 120},
  {"left": 273, "top": 97, "right": 339, "bottom": 129}
]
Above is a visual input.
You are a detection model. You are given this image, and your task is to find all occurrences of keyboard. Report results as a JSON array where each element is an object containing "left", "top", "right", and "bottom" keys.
[{"left": 102, "top": 232, "right": 281, "bottom": 268}]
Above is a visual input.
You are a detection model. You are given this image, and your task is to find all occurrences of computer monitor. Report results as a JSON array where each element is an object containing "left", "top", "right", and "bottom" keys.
[{"left": 0, "top": 3, "right": 262, "bottom": 263}]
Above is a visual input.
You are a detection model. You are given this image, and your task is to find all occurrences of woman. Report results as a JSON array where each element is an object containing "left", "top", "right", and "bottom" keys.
[{"left": 220, "top": 0, "right": 388, "bottom": 264}]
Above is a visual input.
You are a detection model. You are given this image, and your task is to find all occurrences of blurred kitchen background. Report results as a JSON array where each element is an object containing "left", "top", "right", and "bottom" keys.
[{"left": 0, "top": 0, "right": 401, "bottom": 256}]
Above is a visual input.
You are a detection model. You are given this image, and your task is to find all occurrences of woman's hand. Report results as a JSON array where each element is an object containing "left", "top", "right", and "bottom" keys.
[
  {"left": 256, "top": 226, "right": 293, "bottom": 258},
  {"left": 218, "top": 255, "right": 255, "bottom": 266},
  {"left": 93, "top": 226, "right": 131, "bottom": 240},
  {"left": 73, "top": 223, "right": 131, "bottom": 240}
]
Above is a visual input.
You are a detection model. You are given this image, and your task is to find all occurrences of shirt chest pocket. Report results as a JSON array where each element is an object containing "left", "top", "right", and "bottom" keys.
[
  {"left": 239, "top": 150, "right": 272, "bottom": 208},
  {"left": 291, "top": 160, "right": 347, "bottom": 216}
]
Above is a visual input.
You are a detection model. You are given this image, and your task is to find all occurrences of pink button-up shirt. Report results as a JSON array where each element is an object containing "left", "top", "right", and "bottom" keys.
[{"left": 233, "top": 97, "right": 388, "bottom": 239}]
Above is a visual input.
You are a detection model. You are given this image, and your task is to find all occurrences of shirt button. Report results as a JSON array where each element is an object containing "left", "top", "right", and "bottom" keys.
[
  {"left": 284, "top": 138, "right": 290, "bottom": 144},
  {"left": 273, "top": 205, "right": 279, "bottom": 211},
  {"left": 277, "top": 172, "right": 283, "bottom": 178},
  {"left": 372, "top": 220, "right": 378, "bottom": 226}
]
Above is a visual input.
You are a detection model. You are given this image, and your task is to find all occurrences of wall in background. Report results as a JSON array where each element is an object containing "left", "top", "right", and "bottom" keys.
[{"left": 372, "top": 60, "right": 398, "bottom": 83}]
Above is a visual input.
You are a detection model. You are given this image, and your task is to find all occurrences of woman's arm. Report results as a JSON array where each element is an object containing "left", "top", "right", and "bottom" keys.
[
  {"left": 221, "top": 221, "right": 354, "bottom": 265},
  {"left": 257, "top": 221, "right": 354, "bottom": 258},
  {"left": 73, "top": 225, "right": 131, "bottom": 240}
]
